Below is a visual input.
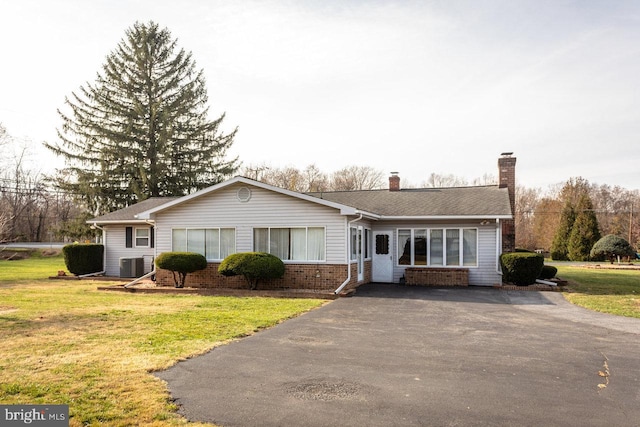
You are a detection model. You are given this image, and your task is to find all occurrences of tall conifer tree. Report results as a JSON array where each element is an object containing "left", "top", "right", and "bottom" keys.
[
  {"left": 46, "top": 21, "right": 238, "bottom": 214},
  {"left": 568, "top": 194, "right": 601, "bottom": 261},
  {"left": 550, "top": 201, "right": 575, "bottom": 260}
]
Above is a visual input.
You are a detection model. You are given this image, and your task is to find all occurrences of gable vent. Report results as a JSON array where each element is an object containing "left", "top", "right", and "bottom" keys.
[{"left": 237, "top": 187, "right": 252, "bottom": 202}]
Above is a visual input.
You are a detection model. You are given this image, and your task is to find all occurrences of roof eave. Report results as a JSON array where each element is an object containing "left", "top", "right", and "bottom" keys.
[
  {"left": 86, "top": 219, "right": 154, "bottom": 226},
  {"left": 379, "top": 214, "right": 513, "bottom": 221},
  {"left": 136, "top": 176, "right": 366, "bottom": 218}
]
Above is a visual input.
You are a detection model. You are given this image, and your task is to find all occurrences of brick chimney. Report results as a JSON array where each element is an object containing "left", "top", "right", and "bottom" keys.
[
  {"left": 389, "top": 172, "right": 400, "bottom": 191},
  {"left": 498, "top": 153, "right": 516, "bottom": 253}
]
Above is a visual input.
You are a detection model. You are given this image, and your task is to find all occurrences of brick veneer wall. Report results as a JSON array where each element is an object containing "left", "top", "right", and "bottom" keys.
[
  {"left": 156, "top": 261, "right": 371, "bottom": 292},
  {"left": 404, "top": 268, "right": 469, "bottom": 287}
]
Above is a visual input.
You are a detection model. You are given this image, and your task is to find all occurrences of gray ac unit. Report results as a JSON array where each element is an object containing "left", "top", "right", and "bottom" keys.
[{"left": 119, "top": 257, "right": 144, "bottom": 278}]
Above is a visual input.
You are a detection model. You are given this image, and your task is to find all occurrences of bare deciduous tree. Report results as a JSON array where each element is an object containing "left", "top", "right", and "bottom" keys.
[
  {"left": 514, "top": 185, "right": 541, "bottom": 250},
  {"left": 422, "top": 173, "right": 469, "bottom": 188},
  {"left": 331, "top": 166, "right": 385, "bottom": 191}
]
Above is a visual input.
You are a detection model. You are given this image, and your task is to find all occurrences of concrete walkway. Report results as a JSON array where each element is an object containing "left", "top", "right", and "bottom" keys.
[{"left": 156, "top": 284, "right": 640, "bottom": 427}]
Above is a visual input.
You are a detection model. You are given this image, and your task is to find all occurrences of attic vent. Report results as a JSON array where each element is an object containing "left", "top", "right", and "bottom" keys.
[{"left": 237, "top": 187, "right": 252, "bottom": 202}]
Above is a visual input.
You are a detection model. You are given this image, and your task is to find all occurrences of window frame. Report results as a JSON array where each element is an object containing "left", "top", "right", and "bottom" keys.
[
  {"left": 170, "top": 227, "right": 236, "bottom": 261},
  {"left": 252, "top": 226, "right": 326, "bottom": 263},
  {"left": 396, "top": 227, "right": 478, "bottom": 268},
  {"left": 134, "top": 227, "right": 150, "bottom": 248}
]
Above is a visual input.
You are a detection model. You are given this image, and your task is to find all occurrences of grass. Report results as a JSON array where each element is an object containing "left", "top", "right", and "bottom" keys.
[
  {"left": 556, "top": 264, "right": 640, "bottom": 318},
  {"left": 0, "top": 251, "right": 327, "bottom": 426},
  {"left": 0, "top": 248, "right": 68, "bottom": 281}
]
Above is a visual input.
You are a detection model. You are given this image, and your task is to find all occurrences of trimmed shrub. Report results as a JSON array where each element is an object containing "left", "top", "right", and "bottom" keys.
[
  {"left": 538, "top": 265, "right": 557, "bottom": 280},
  {"left": 155, "top": 252, "right": 208, "bottom": 288},
  {"left": 218, "top": 252, "right": 285, "bottom": 290},
  {"left": 500, "top": 252, "right": 544, "bottom": 286},
  {"left": 590, "top": 234, "right": 636, "bottom": 264},
  {"left": 62, "top": 244, "right": 104, "bottom": 275}
]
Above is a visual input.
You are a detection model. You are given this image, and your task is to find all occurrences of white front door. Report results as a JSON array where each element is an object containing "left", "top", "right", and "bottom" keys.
[{"left": 372, "top": 230, "right": 394, "bottom": 283}]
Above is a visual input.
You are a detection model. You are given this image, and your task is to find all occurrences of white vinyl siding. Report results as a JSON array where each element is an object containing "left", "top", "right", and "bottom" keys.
[
  {"left": 153, "top": 183, "right": 346, "bottom": 264},
  {"left": 102, "top": 225, "right": 155, "bottom": 276}
]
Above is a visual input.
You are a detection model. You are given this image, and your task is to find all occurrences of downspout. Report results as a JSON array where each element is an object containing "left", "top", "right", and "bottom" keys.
[
  {"left": 334, "top": 213, "right": 363, "bottom": 295},
  {"left": 496, "top": 218, "right": 502, "bottom": 275},
  {"left": 124, "top": 269, "right": 156, "bottom": 288},
  {"left": 78, "top": 270, "right": 106, "bottom": 278},
  {"left": 86, "top": 223, "right": 107, "bottom": 277}
]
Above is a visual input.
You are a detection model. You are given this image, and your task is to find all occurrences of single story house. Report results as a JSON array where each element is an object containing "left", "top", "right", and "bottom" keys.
[{"left": 88, "top": 154, "right": 517, "bottom": 294}]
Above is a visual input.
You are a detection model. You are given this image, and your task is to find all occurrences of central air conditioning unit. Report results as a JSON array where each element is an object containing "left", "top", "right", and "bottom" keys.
[{"left": 119, "top": 257, "right": 144, "bottom": 278}]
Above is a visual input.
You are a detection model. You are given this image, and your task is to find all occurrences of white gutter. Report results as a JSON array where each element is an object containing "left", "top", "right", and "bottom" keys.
[
  {"left": 334, "top": 213, "right": 363, "bottom": 295},
  {"left": 380, "top": 215, "right": 512, "bottom": 221},
  {"left": 124, "top": 269, "right": 156, "bottom": 288}
]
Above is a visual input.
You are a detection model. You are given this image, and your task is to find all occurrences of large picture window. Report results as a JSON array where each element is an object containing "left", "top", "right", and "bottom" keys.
[
  {"left": 172, "top": 228, "right": 236, "bottom": 260},
  {"left": 253, "top": 227, "right": 325, "bottom": 261},
  {"left": 398, "top": 228, "right": 478, "bottom": 267}
]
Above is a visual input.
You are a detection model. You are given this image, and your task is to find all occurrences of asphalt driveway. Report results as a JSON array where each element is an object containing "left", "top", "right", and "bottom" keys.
[{"left": 156, "top": 284, "right": 640, "bottom": 427}]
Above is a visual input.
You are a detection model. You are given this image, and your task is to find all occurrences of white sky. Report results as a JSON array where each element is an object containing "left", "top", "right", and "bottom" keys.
[{"left": 1, "top": 0, "right": 639, "bottom": 190}]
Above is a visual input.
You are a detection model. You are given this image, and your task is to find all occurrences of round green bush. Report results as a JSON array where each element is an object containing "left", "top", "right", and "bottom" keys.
[
  {"left": 62, "top": 244, "right": 104, "bottom": 275},
  {"left": 218, "top": 252, "right": 285, "bottom": 290},
  {"left": 500, "top": 252, "right": 544, "bottom": 286},
  {"left": 155, "top": 252, "right": 208, "bottom": 288},
  {"left": 538, "top": 265, "right": 557, "bottom": 280},
  {"left": 590, "top": 234, "right": 636, "bottom": 263}
]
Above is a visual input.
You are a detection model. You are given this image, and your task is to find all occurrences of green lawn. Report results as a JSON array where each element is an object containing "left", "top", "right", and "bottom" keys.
[
  {"left": 0, "top": 251, "right": 326, "bottom": 426},
  {"left": 0, "top": 249, "right": 68, "bottom": 281},
  {"left": 556, "top": 264, "right": 640, "bottom": 318},
  {"left": 1, "top": 252, "right": 637, "bottom": 425}
]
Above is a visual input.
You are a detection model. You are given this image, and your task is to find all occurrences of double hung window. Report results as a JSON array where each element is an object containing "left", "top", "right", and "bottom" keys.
[{"left": 135, "top": 228, "right": 150, "bottom": 247}]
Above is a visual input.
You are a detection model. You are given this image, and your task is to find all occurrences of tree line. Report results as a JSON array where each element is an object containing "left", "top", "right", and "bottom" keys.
[{"left": 516, "top": 177, "right": 639, "bottom": 256}]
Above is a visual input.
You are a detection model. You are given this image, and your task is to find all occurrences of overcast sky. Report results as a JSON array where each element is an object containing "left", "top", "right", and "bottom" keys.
[{"left": 1, "top": 0, "right": 639, "bottom": 191}]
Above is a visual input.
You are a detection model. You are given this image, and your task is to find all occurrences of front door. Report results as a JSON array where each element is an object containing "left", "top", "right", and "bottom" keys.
[{"left": 372, "top": 230, "right": 394, "bottom": 283}]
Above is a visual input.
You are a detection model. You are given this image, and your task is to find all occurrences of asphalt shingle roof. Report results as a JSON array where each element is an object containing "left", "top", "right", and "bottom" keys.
[
  {"left": 89, "top": 197, "right": 178, "bottom": 222},
  {"left": 90, "top": 183, "right": 512, "bottom": 224},
  {"left": 307, "top": 186, "right": 512, "bottom": 217}
]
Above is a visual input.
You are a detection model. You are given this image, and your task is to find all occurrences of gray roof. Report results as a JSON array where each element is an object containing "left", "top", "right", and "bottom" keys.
[
  {"left": 307, "top": 186, "right": 512, "bottom": 217},
  {"left": 88, "top": 197, "right": 179, "bottom": 223},
  {"left": 89, "top": 183, "right": 512, "bottom": 224}
]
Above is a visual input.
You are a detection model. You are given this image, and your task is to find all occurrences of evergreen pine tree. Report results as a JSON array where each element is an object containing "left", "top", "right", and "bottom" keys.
[
  {"left": 567, "top": 194, "right": 601, "bottom": 261},
  {"left": 550, "top": 201, "right": 575, "bottom": 260},
  {"left": 46, "top": 21, "right": 238, "bottom": 214}
]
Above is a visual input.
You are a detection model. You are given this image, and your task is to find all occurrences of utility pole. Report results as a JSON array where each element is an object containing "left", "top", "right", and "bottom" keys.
[{"left": 630, "top": 202, "right": 633, "bottom": 245}]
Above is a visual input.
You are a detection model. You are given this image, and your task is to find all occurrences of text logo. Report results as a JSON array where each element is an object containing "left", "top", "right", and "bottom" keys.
[{"left": 1, "top": 405, "right": 68, "bottom": 426}]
